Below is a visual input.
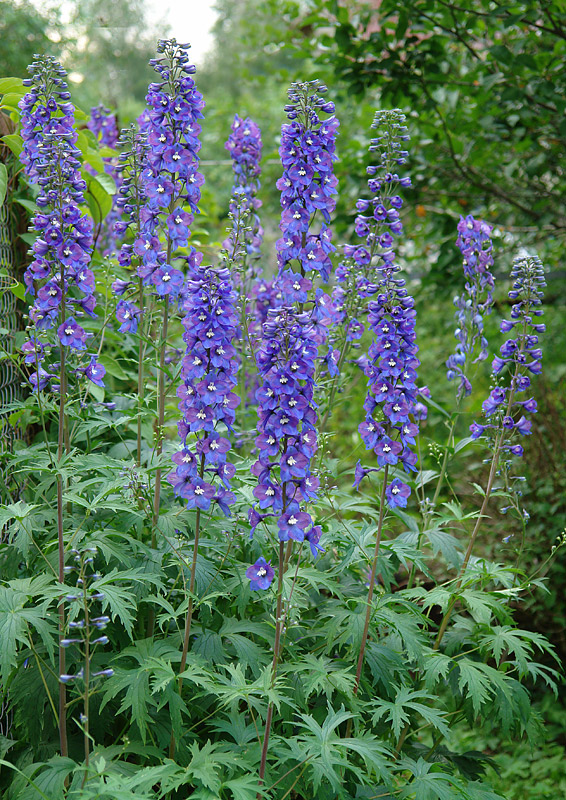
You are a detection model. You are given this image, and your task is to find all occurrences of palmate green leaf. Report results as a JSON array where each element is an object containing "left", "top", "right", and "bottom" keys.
[
  {"left": 459, "top": 590, "right": 509, "bottom": 625},
  {"left": 455, "top": 659, "right": 492, "bottom": 717},
  {"left": 114, "top": 668, "right": 153, "bottom": 743},
  {"left": 398, "top": 757, "right": 467, "bottom": 800},
  {"left": 479, "top": 625, "right": 558, "bottom": 677},
  {"left": 365, "top": 641, "right": 409, "bottom": 693},
  {"left": 284, "top": 705, "right": 391, "bottom": 793},
  {"left": 281, "top": 654, "right": 356, "bottom": 701},
  {"left": 94, "top": 569, "right": 164, "bottom": 637},
  {"left": 12, "top": 756, "right": 76, "bottom": 800},
  {"left": 422, "top": 652, "right": 454, "bottom": 691},
  {"left": 0, "top": 583, "right": 55, "bottom": 684},
  {"left": 222, "top": 774, "right": 262, "bottom": 800},
  {"left": 370, "top": 688, "right": 450, "bottom": 738}
]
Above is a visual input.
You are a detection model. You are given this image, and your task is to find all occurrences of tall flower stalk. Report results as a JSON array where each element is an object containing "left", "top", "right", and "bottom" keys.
[
  {"left": 250, "top": 81, "right": 337, "bottom": 791},
  {"left": 223, "top": 114, "right": 264, "bottom": 412},
  {"left": 60, "top": 547, "right": 113, "bottom": 781},
  {"left": 19, "top": 55, "right": 98, "bottom": 757},
  {"left": 139, "top": 39, "right": 204, "bottom": 622},
  {"left": 87, "top": 103, "right": 121, "bottom": 256},
  {"left": 321, "top": 109, "right": 412, "bottom": 431},
  {"left": 430, "top": 216, "right": 496, "bottom": 505},
  {"left": 113, "top": 124, "right": 150, "bottom": 466},
  {"left": 350, "top": 110, "right": 419, "bottom": 696},
  {"left": 434, "top": 255, "right": 545, "bottom": 648},
  {"left": 167, "top": 259, "right": 239, "bottom": 755}
]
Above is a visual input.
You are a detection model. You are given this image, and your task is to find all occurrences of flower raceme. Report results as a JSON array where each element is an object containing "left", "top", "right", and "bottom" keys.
[
  {"left": 19, "top": 55, "right": 104, "bottom": 390},
  {"left": 471, "top": 255, "right": 546, "bottom": 459},
  {"left": 348, "top": 111, "right": 420, "bottom": 508},
  {"left": 248, "top": 307, "right": 321, "bottom": 549},
  {"left": 167, "top": 261, "right": 240, "bottom": 516},
  {"left": 87, "top": 103, "right": 122, "bottom": 257},
  {"left": 276, "top": 80, "right": 338, "bottom": 290},
  {"left": 446, "top": 215, "right": 495, "bottom": 398},
  {"left": 137, "top": 38, "right": 205, "bottom": 300},
  {"left": 224, "top": 114, "right": 264, "bottom": 268}
]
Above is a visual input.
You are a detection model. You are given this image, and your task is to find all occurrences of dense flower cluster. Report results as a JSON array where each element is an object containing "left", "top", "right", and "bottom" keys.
[
  {"left": 446, "top": 215, "right": 495, "bottom": 397},
  {"left": 223, "top": 114, "right": 263, "bottom": 268},
  {"left": 19, "top": 55, "right": 102, "bottom": 391},
  {"left": 167, "top": 261, "right": 240, "bottom": 516},
  {"left": 137, "top": 38, "right": 205, "bottom": 299},
  {"left": 353, "top": 111, "right": 420, "bottom": 508},
  {"left": 249, "top": 307, "right": 322, "bottom": 555},
  {"left": 275, "top": 80, "right": 338, "bottom": 289},
  {"left": 471, "top": 255, "right": 545, "bottom": 460}
]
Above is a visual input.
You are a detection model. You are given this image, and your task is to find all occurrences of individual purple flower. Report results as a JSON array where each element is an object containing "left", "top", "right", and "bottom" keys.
[
  {"left": 246, "top": 557, "right": 275, "bottom": 591},
  {"left": 471, "top": 255, "right": 545, "bottom": 463},
  {"left": 353, "top": 460, "right": 380, "bottom": 489},
  {"left": 85, "top": 357, "right": 106, "bottom": 387},
  {"left": 116, "top": 299, "right": 140, "bottom": 333},
  {"left": 385, "top": 479, "right": 411, "bottom": 508},
  {"left": 446, "top": 215, "right": 495, "bottom": 398}
]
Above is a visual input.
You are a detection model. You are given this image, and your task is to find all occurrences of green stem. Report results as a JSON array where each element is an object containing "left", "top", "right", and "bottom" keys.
[
  {"left": 147, "top": 295, "right": 170, "bottom": 638},
  {"left": 353, "top": 464, "right": 389, "bottom": 695},
  {"left": 57, "top": 260, "right": 68, "bottom": 760},
  {"left": 136, "top": 276, "right": 145, "bottom": 468},
  {"left": 257, "top": 539, "right": 286, "bottom": 796},
  {"left": 170, "top": 454, "right": 206, "bottom": 759}
]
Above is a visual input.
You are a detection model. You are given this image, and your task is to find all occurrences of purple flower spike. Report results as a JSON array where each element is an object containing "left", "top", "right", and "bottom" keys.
[
  {"left": 138, "top": 39, "right": 204, "bottom": 299},
  {"left": 169, "top": 263, "right": 239, "bottom": 517},
  {"left": 246, "top": 557, "right": 275, "bottom": 591},
  {"left": 471, "top": 255, "right": 545, "bottom": 468},
  {"left": 446, "top": 215, "right": 495, "bottom": 398},
  {"left": 345, "top": 110, "right": 420, "bottom": 509},
  {"left": 19, "top": 55, "right": 96, "bottom": 391}
]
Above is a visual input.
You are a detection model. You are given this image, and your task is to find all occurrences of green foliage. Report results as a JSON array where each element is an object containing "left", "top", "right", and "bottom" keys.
[{"left": 0, "top": 10, "right": 564, "bottom": 800}]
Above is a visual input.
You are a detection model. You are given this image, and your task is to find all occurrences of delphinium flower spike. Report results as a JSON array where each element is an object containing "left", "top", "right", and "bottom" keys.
[
  {"left": 223, "top": 114, "right": 268, "bottom": 412},
  {"left": 138, "top": 39, "right": 205, "bottom": 592},
  {"left": 321, "top": 109, "right": 415, "bottom": 428},
  {"left": 345, "top": 110, "right": 420, "bottom": 704},
  {"left": 276, "top": 80, "right": 338, "bottom": 300},
  {"left": 19, "top": 55, "right": 100, "bottom": 758},
  {"left": 224, "top": 114, "right": 263, "bottom": 275},
  {"left": 167, "top": 258, "right": 239, "bottom": 756},
  {"left": 353, "top": 110, "right": 420, "bottom": 509},
  {"left": 446, "top": 215, "right": 495, "bottom": 398},
  {"left": 434, "top": 254, "right": 546, "bottom": 649}
]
